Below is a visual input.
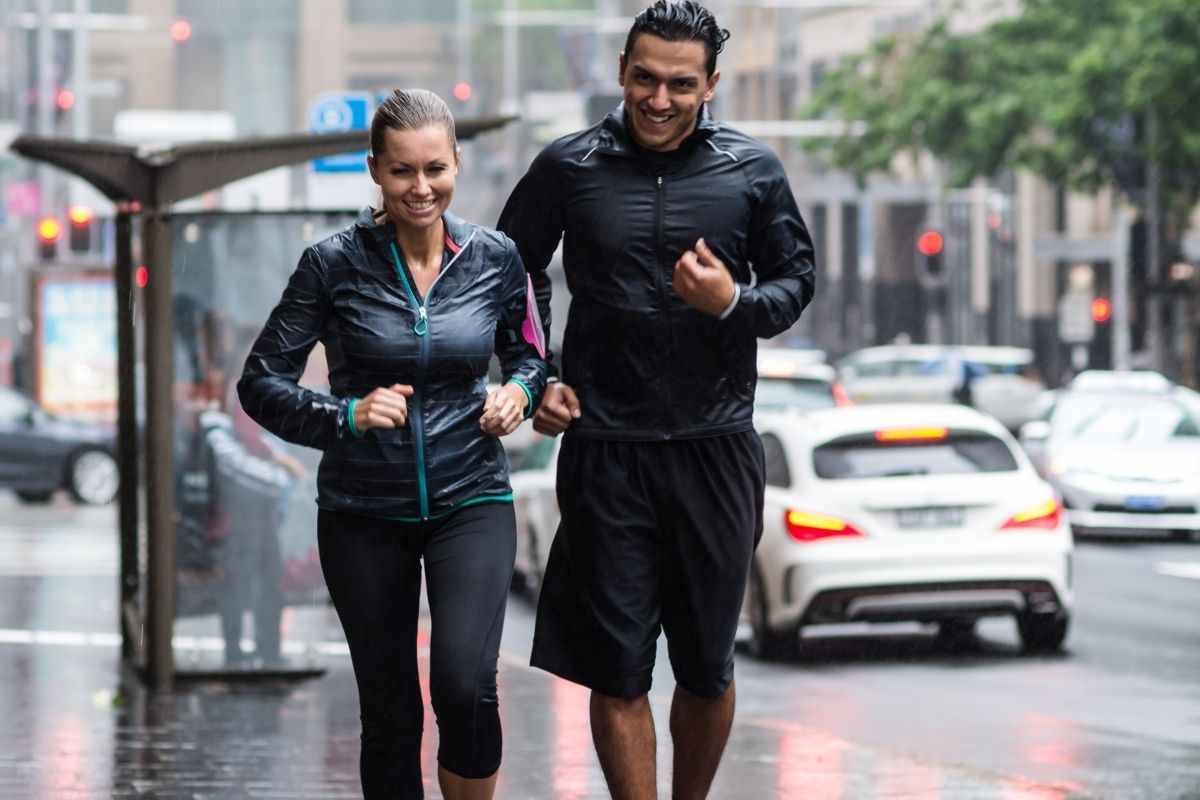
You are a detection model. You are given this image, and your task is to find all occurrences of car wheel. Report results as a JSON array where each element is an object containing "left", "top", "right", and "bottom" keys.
[
  {"left": 1018, "top": 611, "right": 1069, "bottom": 653},
  {"left": 15, "top": 490, "right": 54, "bottom": 504},
  {"left": 747, "top": 565, "right": 800, "bottom": 661},
  {"left": 67, "top": 449, "right": 119, "bottom": 505}
]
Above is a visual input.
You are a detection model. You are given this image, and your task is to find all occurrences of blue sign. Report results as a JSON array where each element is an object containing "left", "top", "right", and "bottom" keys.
[{"left": 310, "top": 92, "right": 371, "bottom": 173}]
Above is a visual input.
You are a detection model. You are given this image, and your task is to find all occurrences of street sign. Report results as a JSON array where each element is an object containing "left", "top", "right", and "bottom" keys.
[
  {"left": 310, "top": 92, "right": 371, "bottom": 173},
  {"left": 1057, "top": 290, "right": 1095, "bottom": 343}
]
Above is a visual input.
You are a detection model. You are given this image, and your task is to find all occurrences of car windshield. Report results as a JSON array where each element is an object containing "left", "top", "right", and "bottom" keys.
[
  {"left": 755, "top": 377, "right": 835, "bottom": 412},
  {"left": 1050, "top": 393, "right": 1200, "bottom": 443},
  {"left": 813, "top": 433, "right": 1018, "bottom": 480}
]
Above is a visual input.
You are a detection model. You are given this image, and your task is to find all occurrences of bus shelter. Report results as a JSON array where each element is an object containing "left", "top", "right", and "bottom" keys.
[{"left": 11, "top": 117, "right": 513, "bottom": 689}]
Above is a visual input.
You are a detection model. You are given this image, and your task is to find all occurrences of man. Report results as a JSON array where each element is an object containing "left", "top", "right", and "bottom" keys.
[{"left": 498, "top": 2, "right": 815, "bottom": 797}]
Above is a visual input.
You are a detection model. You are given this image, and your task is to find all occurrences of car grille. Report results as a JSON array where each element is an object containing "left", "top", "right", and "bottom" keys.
[{"left": 1091, "top": 504, "right": 1196, "bottom": 515}]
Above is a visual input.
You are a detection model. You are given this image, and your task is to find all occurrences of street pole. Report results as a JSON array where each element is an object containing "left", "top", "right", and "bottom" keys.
[
  {"left": 1112, "top": 207, "right": 1133, "bottom": 371},
  {"left": 1145, "top": 110, "right": 1163, "bottom": 373},
  {"left": 35, "top": 0, "right": 53, "bottom": 213},
  {"left": 72, "top": 0, "right": 89, "bottom": 141},
  {"left": 456, "top": 0, "right": 470, "bottom": 108},
  {"left": 926, "top": 160, "right": 946, "bottom": 344}
]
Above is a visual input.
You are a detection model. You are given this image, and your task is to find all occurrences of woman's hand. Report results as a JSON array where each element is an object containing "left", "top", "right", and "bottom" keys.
[
  {"left": 480, "top": 383, "right": 528, "bottom": 437},
  {"left": 354, "top": 384, "right": 414, "bottom": 432}
]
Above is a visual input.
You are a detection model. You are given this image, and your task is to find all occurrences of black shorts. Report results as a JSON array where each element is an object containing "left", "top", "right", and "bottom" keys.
[{"left": 530, "top": 430, "right": 765, "bottom": 699}]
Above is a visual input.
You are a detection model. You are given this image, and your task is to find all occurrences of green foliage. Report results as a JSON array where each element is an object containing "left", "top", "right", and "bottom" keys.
[{"left": 805, "top": 0, "right": 1200, "bottom": 214}]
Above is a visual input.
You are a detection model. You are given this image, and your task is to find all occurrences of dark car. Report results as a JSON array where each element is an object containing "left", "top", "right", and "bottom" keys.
[{"left": 0, "top": 386, "right": 118, "bottom": 505}]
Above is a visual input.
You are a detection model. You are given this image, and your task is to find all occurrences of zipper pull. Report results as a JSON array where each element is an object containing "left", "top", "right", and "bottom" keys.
[
  {"left": 413, "top": 306, "right": 428, "bottom": 336},
  {"left": 657, "top": 176, "right": 663, "bottom": 188}
]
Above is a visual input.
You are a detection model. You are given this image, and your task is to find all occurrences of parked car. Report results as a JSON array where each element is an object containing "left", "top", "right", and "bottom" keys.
[
  {"left": 1020, "top": 370, "right": 1200, "bottom": 540},
  {"left": 745, "top": 404, "right": 1072, "bottom": 660},
  {"left": 509, "top": 431, "right": 560, "bottom": 595},
  {"left": 0, "top": 386, "right": 118, "bottom": 505},
  {"left": 837, "top": 344, "right": 1044, "bottom": 431},
  {"left": 756, "top": 348, "right": 851, "bottom": 412}
]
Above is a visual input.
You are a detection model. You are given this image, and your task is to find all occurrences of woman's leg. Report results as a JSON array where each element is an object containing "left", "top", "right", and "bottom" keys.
[
  {"left": 423, "top": 503, "right": 517, "bottom": 800},
  {"left": 318, "top": 510, "right": 425, "bottom": 799}
]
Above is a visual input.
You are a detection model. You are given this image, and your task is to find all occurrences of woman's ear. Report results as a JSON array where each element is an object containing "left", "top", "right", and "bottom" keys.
[{"left": 367, "top": 154, "right": 380, "bottom": 185}]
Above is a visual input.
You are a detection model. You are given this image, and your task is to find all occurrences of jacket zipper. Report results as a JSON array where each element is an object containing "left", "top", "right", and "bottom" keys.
[
  {"left": 388, "top": 241, "right": 432, "bottom": 519},
  {"left": 654, "top": 174, "right": 674, "bottom": 441},
  {"left": 387, "top": 234, "right": 475, "bottom": 520}
]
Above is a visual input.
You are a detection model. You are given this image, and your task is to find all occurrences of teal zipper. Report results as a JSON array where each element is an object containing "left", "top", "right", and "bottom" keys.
[{"left": 388, "top": 241, "right": 431, "bottom": 518}]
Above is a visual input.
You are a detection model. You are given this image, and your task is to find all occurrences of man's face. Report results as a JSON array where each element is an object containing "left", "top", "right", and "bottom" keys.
[{"left": 619, "top": 33, "right": 719, "bottom": 152}]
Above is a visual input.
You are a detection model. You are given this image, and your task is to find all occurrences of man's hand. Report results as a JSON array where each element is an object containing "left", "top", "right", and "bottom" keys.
[
  {"left": 354, "top": 384, "right": 414, "bottom": 432},
  {"left": 673, "top": 238, "right": 736, "bottom": 317},
  {"left": 480, "top": 383, "right": 528, "bottom": 437},
  {"left": 533, "top": 382, "right": 581, "bottom": 436}
]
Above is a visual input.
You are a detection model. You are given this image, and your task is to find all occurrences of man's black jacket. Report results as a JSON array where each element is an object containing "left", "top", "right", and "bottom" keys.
[{"left": 498, "top": 104, "right": 816, "bottom": 441}]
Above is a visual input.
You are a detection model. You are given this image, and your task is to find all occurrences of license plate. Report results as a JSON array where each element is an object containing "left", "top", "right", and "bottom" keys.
[
  {"left": 1124, "top": 495, "right": 1167, "bottom": 511},
  {"left": 896, "top": 506, "right": 965, "bottom": 529}
]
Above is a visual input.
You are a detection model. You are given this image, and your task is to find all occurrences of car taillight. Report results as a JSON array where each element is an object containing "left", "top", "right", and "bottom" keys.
[
  {"left": 1000, "top": 499, "right": 1061, "bottom": 530},
  {"left": 784, "top": 509, "right": 864, "bottom": 542},
  {"left": 831, "top": 381, "right": 853, "bottom": 406},
  {"left": 874, "top": 426, "right": 948, "bottom": 443}
]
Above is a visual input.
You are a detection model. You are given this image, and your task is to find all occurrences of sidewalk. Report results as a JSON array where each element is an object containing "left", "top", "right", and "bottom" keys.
[{"left": 0, "top": 620, "right": 1085, "bottom": 799}]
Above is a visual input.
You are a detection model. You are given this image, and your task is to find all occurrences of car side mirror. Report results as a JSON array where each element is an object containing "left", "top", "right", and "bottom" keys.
[{"left": 1019, "top": 420, "right": 1051, "bottom": 443}]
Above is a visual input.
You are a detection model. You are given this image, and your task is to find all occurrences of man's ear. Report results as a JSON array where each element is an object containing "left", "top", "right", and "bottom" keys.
[
  {"left": 618, "top": 52, "right": 627, "bottom": 86},
  {"left": 703, "top": 69, "right": 721, "bottom": 103}
]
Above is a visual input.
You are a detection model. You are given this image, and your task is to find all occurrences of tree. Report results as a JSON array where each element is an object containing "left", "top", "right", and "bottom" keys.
[{"left": 804, "top": 0, "right": 1200, "bottom": 236}]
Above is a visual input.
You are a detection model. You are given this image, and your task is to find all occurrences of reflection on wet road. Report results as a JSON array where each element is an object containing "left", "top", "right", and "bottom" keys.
[{"left": 1, "top": 495, "right": 1198, "bottom": 798}]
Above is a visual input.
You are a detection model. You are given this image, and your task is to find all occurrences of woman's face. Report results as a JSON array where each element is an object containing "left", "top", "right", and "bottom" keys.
[{"left": 368, "top": 124, "right": 458, "bottom": 232}]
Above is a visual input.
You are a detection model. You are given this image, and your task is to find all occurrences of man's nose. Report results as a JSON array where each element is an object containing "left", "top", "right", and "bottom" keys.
[{"left": 648, "top": 83, "right": 671, "bottom": 109}]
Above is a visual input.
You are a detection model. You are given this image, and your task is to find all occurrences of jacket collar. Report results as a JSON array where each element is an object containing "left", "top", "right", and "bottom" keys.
[
  {"left": 356, "top": 207, "right": 474, "bottom": 253},
  {"left": 593, "top": 101, "right": 718, "bottom": 159}
]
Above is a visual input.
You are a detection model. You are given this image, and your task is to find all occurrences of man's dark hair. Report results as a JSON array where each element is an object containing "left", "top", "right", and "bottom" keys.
[{"left": 623, "top": 0, "right": 731, "bottom": 76}]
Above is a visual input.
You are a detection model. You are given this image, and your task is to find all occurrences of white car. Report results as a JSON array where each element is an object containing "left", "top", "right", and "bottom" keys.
[
  {"left": 746, "top": 404, "right": 1073, "bottom": 660},
  {"left": 756, "top": 348, "right": 851, "bottom": 412},
  {"left": 508, "top": 431, "right": 560, "bottom": 595},
  {"left": 1021, "top": 370, "right": 1200, "bottom": 540},
  {"left": 837, "top": 344, "right": 1043, "bottom": 431}
]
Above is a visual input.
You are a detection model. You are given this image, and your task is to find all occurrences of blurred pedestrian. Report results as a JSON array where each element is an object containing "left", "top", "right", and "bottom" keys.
[
  {"left": 239, "top": 88, "right": 547, "bottom": 800},
  {"left": 497, "top": 2, "right": 815, "bottom": 797}
]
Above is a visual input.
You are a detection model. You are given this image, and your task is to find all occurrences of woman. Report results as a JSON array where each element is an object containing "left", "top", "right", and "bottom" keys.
[{"left": 238, "top": 89, "right": 547, "bottom": 800}]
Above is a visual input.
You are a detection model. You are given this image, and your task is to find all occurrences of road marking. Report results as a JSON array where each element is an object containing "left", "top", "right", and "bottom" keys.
[
  {"left": 1155, "top": 561, "right": 1200, "bottom": 580},
  {"left": 0, "top": 627, "right": 352, "bottom": 657}
]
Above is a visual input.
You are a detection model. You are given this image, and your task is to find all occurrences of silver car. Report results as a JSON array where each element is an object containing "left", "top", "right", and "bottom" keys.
[{"left": 1021, "top": 371, "right": 1200, "bottom": 540}]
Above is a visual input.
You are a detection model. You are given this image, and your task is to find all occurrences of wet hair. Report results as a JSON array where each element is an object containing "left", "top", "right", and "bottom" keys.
[
  {"left": 369, "top": 88, "right": 458, "bottom": 157},
  {"left": 623, "top": 0, "right": 730, "bottom": 76}
]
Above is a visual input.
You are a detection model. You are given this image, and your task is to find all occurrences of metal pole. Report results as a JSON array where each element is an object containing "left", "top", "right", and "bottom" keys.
[
  {"left": 142, "top": 209, "right": 175, "bottom": 691},
  {"left": 72, "top": 0, "right": 89, "bottom": 141},
  {"left": 1112, "top": 207, "right": 1132, "bottom": 371},
  {"left": 35, "top": 0, "right": 54, "bottom": 213},
  {"left": 114, "top": 207, "right": 140, "bottom": 663},
  {"left": 1145, "top": 111, "right": 1163, "bottom": 373},
  {"left": 457, "top": 0, "right": 471, "bottom": 107}
]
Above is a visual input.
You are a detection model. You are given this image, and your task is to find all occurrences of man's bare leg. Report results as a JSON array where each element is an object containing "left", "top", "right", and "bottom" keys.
[
  {"left": 437, "top": 766, "right": 497, "bottom": 800},
  {"left": 590, "top": 691, "right": 657, "bottom": 800},
  {"left": 670, "top": 682, "right": 736, "bottom": 800}
]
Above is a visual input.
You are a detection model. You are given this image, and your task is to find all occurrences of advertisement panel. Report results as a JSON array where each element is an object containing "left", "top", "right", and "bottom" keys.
[{"left": 35, "top": 274, "right": 117, "bottom": 420}]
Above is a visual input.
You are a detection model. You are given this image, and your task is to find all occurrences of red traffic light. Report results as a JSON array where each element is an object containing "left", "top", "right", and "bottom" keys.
[
  {"left": 37, "top": 216, "right": 62, "bottom": 243},
  {"left": 917, "top": 230, "right": 945, "bottom": 257},
  {"left": 135, "top": 265, "right": 149, "bottom": 288},
  {"left": 452, "top": 82, "right": 472, "bottom": 103},
  {"left": 1091, "top": 297, "right": 1112, "bottom": 323},
  {"left": 55, "top": 89, "right": 75, "bottom": 110},
  {"left": 169, "top": 19, "right": 192, "bottom": 42}
]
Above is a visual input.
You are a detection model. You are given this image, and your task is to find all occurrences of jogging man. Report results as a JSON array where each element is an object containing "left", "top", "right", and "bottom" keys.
[{"left": 498, "top": 2, "right": 815, "bottom": 796}]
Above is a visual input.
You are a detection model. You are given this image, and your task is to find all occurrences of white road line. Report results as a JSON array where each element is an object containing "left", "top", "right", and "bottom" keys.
[
  {"left": 0, "top": 627, "right": 353, "bottom": 657},
  {"left": 1155, "top": 561, "right": 1200, "bottom": 580}
]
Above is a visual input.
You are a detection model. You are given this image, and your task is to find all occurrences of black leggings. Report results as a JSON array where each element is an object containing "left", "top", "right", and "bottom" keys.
[{"left": 318, "top": 502, "right": 516, "bottom": 799}]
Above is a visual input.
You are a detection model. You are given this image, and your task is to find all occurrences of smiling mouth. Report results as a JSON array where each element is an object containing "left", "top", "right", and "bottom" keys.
[
  {"left": 641, "top": 109, "right": 675, "bottom": 126},
  {"left": 404, "top": 198, "right": 436, "bottom": 212}
]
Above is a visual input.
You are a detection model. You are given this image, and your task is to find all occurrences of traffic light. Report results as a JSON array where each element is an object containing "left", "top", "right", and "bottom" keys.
[
  {"left": 36, "top": 216, "right": 62, "bottom": 261},
  {"left": 452, "top": 82, "right": 472, "bottom": 103},
  {"left": 67, "top": 206, "right": 93, "bottom": 253},
  {"left": 1091, "top": 297, "right": 1112, "bottom": 324},
  {"left": 917, "top": 229, "right": 945, "bottom": 278}
]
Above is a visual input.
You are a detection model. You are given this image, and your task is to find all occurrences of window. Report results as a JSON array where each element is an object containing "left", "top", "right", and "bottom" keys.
[
  {"left": 347, "top": 0, "right": 454, "bottom": 23},
  {"left": 759, "top": 432, "right": 791, "bottom": 488},
  {"left": 813, "top": 434, "right": 1018, "bottom": 480}
]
